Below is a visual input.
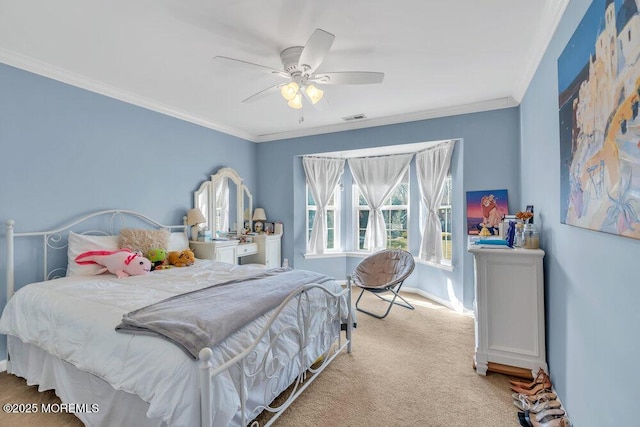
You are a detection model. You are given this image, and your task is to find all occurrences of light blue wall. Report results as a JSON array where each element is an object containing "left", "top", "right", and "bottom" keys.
[
  {"left": 3, "top": 5, "right": 638, "bottom": 423},
  {"left": 255, "top": 108, "right": 521, "bottom": 311},
  {"left": 0, "top": 63, "right": 256, "bottom": 358},
  {"left": 520, "top": 1, "right": 640, "bottom": 425}
]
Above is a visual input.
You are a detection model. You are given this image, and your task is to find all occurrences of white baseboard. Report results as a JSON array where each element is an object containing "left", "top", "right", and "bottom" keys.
[
  {"left": 402, "top": 287, "right": 474, "bottom": 317},
  {"left": 0, "top": 359, "right": 7, "bottom": 372}
]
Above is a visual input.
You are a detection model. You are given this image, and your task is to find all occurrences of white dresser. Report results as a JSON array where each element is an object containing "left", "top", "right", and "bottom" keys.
[
  {"left": 241, "top": 234, "right": 282, "bottom": 269},
  {"left": 468, "top": 246, "right": 547, "bottom": 378}
]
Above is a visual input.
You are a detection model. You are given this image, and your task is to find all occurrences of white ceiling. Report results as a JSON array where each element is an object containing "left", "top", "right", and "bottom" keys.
[{"left": 0, "top": 0, "right": 569, "bottom": 142}]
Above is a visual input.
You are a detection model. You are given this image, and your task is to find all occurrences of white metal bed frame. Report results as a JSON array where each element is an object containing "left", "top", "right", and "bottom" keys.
[{"left": 4, "top": 209, "right": 353, "bottom": 427}]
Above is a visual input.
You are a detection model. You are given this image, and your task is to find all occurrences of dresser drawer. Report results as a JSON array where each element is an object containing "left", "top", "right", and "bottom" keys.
[{"left": 237, "top": 243, "right": 258, "bottom": 256}]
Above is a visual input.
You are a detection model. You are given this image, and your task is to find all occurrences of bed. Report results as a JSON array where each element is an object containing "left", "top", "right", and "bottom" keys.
[{"left": 0, "top": 210, "right": 353, "bottom": 426}]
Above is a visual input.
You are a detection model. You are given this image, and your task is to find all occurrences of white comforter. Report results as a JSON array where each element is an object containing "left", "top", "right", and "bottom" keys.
[{"left": 0, "top": 260, "right": 344, "bottom": 426}]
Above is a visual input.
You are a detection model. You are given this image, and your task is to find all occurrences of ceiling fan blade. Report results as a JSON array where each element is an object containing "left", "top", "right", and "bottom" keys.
[
  {"left": 298, "top": 28, "right": 335, "bottom": 73},
  {"left": 213, "top": 56, "right": 289, "bottom": 78},
  {"left": 241, "top": 83, "right": 285, "bottom": 103},
  {"left": 311, "top": 72, "right": 385, "bottom": 85}
]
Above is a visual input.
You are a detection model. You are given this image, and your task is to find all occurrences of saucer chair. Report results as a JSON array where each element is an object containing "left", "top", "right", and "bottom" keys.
[{"left": 352, "top": 249, "right": 416, "bottom": 319}]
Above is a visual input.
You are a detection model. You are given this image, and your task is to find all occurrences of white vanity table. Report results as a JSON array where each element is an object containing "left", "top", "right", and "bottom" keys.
[
  {"left": 191, "top": 167, "right": 281, "bottom": 268},
  {"left": 190, "top": 240, "right": 243, "bottom": 265},
  {"left": 189, "top": 235, "right": 280, "bottom": 267}
]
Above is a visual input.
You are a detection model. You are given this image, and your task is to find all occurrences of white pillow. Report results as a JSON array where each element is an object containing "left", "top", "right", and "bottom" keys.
[
  {"left": 167, "top": 232, "right": 190, "bottom": 252},
  {"left": 67, "top": 231, "right": 119, "bottom": 277}
]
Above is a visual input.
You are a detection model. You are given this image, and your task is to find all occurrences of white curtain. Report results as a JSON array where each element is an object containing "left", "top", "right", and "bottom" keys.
[
  {"left": 303, "top": 156, "right": 345, "bottom": 254},
  {"left": 349, "top": 153, "right": 413, "bottom": 251},
  {"left": 215, "top": 178, "right": 229, "bottom": 233},
  {"left": 416, "top": 140, "right": 455, "bottom": 262}
]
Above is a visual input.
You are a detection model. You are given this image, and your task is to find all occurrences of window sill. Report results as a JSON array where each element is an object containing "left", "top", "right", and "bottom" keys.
[
  {"left": 303, "top": 252, "right": 346, "bottom": 259},
  {"left": 417, "top": 258, "right": 454, "bottom": 272},
  {"left": 303, "top": 252, "right": 454, "bottom": 271},
  {"left": 303, "top": 251, "right": 374, "bottom": 259}
]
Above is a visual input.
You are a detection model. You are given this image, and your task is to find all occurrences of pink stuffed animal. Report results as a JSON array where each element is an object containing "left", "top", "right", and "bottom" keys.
[{"left": 75, "top": 249, "right": 152, "bottom": 279}]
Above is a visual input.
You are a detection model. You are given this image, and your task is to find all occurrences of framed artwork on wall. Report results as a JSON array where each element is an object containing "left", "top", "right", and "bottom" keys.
[
  {"left": 558, "top": 0, "right": 640, "bottom": 240},
  {"left": 466, "top": 189, "right": 509, "bottom": 235}
]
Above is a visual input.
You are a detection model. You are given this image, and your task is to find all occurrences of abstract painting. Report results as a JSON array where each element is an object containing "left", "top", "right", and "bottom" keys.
[
  {"left": 466, "top": 189, "right": 509, "bottom": 235},
  {"left": 558, "top": 0, "right": 640, "bottom": 239}
]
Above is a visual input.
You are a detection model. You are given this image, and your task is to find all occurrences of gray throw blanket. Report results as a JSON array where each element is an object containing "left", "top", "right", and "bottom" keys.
[{"left": 116, "top": 268, "right": 335, "bottom": 359}]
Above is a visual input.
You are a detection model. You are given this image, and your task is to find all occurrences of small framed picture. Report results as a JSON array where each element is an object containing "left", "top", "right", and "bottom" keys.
[
  {"left": 264, "top": 222, "right": 275, "bottom": 234},
  {"left": 526, "top": 205, "right": 534, "bottom": 223}
]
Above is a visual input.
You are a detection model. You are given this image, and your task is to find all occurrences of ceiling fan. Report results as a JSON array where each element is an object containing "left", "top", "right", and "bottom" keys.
[{"left": 213, "top": 28, "right": 384, "bottom": 111}]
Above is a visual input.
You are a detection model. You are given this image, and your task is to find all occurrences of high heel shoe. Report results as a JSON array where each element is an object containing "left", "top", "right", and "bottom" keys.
[
  {"left": 512, "top": 391, "right": 557, "bottom": 407},
  {"left": 511, "top": 379, "right": 552, "bottom": 396},
  {"left": 518, "top": 408, "right": 566, "bottom": 427},
  {"left": 510, "top": 368, "right": 548, "bottom": 389},
  {"left": 518, "top": 414, "right": 569, "bottom": 427},
  {"left": 513, "top": 396, "right": 561, "bottom": 412}
]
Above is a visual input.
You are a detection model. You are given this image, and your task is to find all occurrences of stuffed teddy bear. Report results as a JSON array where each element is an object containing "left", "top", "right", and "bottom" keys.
[
  {"left": 75, "top": 249, "right": 152, "bottom": 278},
  {"left": 147, "top": 248, "right": 168, "bottom": 271},
  {"left": 167, "top": 249, "right": 195, "bottom": 267}
]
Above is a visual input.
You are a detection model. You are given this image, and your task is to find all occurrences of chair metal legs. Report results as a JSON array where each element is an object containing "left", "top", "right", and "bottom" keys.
[{"left": 355, "top": 282, "right": 415, "bottom": 319}]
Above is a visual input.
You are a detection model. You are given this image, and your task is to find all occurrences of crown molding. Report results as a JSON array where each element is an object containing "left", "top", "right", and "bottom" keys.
[
  {"left": 254, "top": 97, "right": 518, "bottom": 142},
  {"left": 1, "top": 48, "right": 521, "bottom": 144},
  {"left": 0, "top": 48, "right": 256, "bottom": 142},
  {"left": 512, "top": 0, "right": 570, "bottom": 102}
]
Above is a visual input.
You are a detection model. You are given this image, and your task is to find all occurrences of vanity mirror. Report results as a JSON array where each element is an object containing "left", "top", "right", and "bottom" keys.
[
  {"left": 191, "top": 167, "right": 281, "bottom": 268},
  {"left": 242, "top": 184, "right": 253, "bottom": 234},
  {"left": 193, "top": 167, "right": 251, "bottom": 239}
]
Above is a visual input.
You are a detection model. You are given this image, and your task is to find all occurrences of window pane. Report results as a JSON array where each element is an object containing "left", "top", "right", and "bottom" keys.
[
  {"left": 327, "top": 210, "right": 335, "bottom": 228},
  {"left": 385, "top": 208, "right": 408, "bottom": 250},
  {"left": 306, "top": 183, "right": 340, "bottom": 253},
  {"left": 388, "top": 209, "right": 407, "bottom": 230},
  {"left": 327, "top": 229, "right": 334, "bottom": 249},
  {"left": 358, "top": 210, "right": 369, "bottom": 229},
  {"left": 327, "top": 192, "right": 335, "bottom": 206},
  {"left": 441, "top": 177, "right": 452, "bottom": 203},
  {"left": 389, "top": 182, "right": 409, "bottom": 205},
  {"left": 438, "top": 175, "right": 453, "bottom": 261},
  {"left": 308, "top": 210, "right": 315, "bottom": 229},
  {"left": 358, "top": 193, "right": 368, "bottom": 206},
  {"left": 359, "top": 229, "right": 367, "bottom": 250}
]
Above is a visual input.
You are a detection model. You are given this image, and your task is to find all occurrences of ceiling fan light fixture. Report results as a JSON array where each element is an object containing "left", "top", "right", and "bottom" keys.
[
  {"left": 288, "top": 93, "right": 303, "bottom": 109},
  {"left": 305, "top": 84, "right": 324, "bottom": 104},
  {"left": 280, "top": 82, "right": 299, "bottom": 101}
]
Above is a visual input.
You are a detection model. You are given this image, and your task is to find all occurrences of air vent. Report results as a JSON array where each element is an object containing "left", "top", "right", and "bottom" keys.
[{"left": 342, "top": 114, "right": 367, "bottom": 121}]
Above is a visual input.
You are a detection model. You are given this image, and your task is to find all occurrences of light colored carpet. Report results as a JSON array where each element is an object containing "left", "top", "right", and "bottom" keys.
[{"left": 0, "top": 292, "right": 521, "bottom": 426}]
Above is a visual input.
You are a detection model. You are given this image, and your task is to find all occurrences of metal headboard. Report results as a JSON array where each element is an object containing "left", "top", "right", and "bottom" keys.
[{"left": 5, "top": 209, "right": 188, "bottom": 299}]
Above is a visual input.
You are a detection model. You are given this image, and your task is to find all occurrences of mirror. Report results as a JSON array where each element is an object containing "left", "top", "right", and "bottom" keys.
[
  {"left": 194, "top": 167, "right": 248, "bottom": 238},
  {"left": 213, "top": 176, "right": 238, "bottom": 234},
  {"left": 242, "top": 185, "right": 253, "bottom": 234},
  {"left": 194, "top": 181, "right": 211, "bottom": 233}
]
